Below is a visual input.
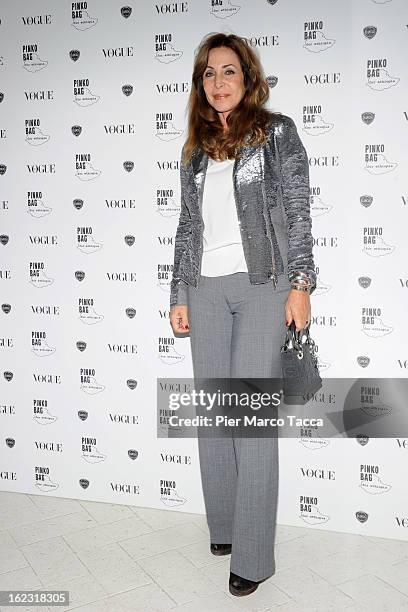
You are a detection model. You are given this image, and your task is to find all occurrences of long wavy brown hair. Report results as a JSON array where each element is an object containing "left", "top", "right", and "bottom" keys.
[{"left": 181, "top": 32, "right": 280, "bottom": 166}]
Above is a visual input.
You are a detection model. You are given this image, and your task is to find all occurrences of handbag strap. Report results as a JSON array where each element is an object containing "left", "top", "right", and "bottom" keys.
[{"left": 281, "top": 321, "right": 314, "bottom": 356}]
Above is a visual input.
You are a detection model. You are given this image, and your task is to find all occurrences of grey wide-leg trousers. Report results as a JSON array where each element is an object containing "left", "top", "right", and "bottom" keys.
[{"left": 186, "top": 271, "right": 291, "bottom": 582}]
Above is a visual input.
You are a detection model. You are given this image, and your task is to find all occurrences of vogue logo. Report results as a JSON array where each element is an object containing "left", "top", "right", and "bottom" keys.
[
  {"left": 110, "top": 482, "right": 140, "bottom": 494},
  {"left": 304, "top": 73, "right": 341, "bottom": 85},
  {"left": 154, "top": 2, "right": 188, "bottom": 14},
  {"left": 25, "top": 90, "right": 54, "bottom": 101},
  {"left": 102, "top": 47, "right": 134, "bottom": 58},
  {"left": 160, "top": 452, "right": 191, "bottom": 465},
  {"left": 300, "top": 467, "right": 335, "bottom": 480},
  {"left": 157, "top": 236, "right": 174, "bottom": 246},
  {"left": 106, "top": 272, "right": 137, "bottom": 282},
  {"left": 34, "top": 441, "right": 62, "bottom": 452},
  {"left": 27, "top": 164, "right": 56, "bottom": 173},
  {"left": 156, "top": 81, "right": 189, "bottom": 94},
  {"left": 103, "top": 123, "right": 136, "bottom": 134},
  {"left": 309, "top": 156, "right": 339, "bottom": 167},
  {"left": 156, "top": 160, "right": 180, "bottom": 171},
  {"left": 244, "top": 35, "right": 279, "bottom": 48},
  {"left": 21, "top": 14, "right": 52, "bottom": 26},
  {"left": 109, "top": 413, "right": 139, "bottom": 425}
]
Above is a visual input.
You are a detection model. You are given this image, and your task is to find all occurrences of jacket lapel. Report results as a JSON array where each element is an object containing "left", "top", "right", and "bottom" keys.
[
  {"left": 189, "top": 140, "right": 260, "bottom": 213},
  {"left": 190, "top": 148, "right": 208, "bottom": 213}
]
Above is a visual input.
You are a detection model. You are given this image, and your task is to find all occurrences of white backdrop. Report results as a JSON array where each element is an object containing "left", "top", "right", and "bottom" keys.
[{"left": 1, "top": 0, "right": 407, "bottom": 541}]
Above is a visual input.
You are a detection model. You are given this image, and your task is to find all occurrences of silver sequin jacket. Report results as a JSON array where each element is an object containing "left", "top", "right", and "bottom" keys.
[{"left": 169, "top": 112, "right": 317, "bottom": 308}]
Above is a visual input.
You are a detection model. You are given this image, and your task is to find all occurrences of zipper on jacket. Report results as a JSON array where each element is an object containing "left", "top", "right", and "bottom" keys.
[
  {"left": 232, "top": 158, "right": 239, "bottom": 227},
  {"left": 231, "top": 157, "right": 256, "bottom": 284},
  {"left": 196, "top": 196, "right": 204, "bottom": 289},
  {"left": 197, "top": 230, "right": 203, "bottom": 288},
  {"left": 261, "top": 181, "right": 277, "bottom": 289}
]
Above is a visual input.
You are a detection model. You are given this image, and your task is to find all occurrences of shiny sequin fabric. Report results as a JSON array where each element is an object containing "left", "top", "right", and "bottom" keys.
[{"left": 170, "top": 113, "right": 317, "bottom": 308}]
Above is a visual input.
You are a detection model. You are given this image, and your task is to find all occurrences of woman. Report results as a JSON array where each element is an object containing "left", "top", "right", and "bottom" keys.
[{"left": 169, "top": 32, "right": 316, "bottom": 597}]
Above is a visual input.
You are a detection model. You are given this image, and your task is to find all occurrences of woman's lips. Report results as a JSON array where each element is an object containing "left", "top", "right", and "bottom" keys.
[{"left": 213, "top": 94, "right": 230, "bottom": 100}]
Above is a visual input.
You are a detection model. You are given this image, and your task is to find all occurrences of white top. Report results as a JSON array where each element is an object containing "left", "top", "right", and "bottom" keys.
[{"left": 200, "top": 157, "right": 248, "bottom": 276}]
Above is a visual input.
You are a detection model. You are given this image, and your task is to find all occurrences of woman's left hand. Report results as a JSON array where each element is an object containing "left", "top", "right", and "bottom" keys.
[{"left": 285, "top": 289, "right": 311, "bottom": 332}]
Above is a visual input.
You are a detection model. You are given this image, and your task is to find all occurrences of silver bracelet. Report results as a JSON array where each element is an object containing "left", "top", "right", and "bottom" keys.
[
  {"left": 290, "top": 271, "right": 312, "bottom": 283},
  {"left": 290, "top": 275, "right": 312, "bottom": 287},
  {"left": 291, "top": 284, "right": 311, "bottom": 293}
]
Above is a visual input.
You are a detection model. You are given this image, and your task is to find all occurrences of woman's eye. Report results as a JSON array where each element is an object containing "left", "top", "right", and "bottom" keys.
[{"left": 204, "top": 70, "right": 235, "bottom": 78}]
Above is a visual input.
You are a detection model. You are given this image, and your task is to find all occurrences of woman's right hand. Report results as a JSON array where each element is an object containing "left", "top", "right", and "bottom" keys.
[{"left": 170, "top": 304, "right": 190, "bottom": 334}]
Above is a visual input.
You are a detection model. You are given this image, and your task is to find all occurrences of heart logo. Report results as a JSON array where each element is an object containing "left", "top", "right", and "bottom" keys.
[
  {"left": 363, "top": 26, "right": 377, "bottom": 40},
  {"left": 121, "top": 6, "right": 132, "bottom": 18},
  {"left": 361, "top": 112, "right": 375, "bottom": 125},
  {"left": 360, "top": 195, "right": 373, "bottom": 208},
  {"left": 122, "top": 84, "right": 133, "bottom": 97},
  {"left": 356, "top": 434, "right": 369, "bottom": 446},
  {"left": 358, "top": 277, "right": 371, "bottom": 289},
  {"left": 356, "top": 511, "right": 368, "bottom": 523},
  {"left": 124, "top": 235, "right": 135, "bottom": 246},
  {"left": 357, "top": 356, "right": 370, "bottom": 368},
  {"left": 72, "top": 125, "right": 82, "bottom": 136},
  {"left": 123, "top": 160, "right": 134, "bottom": 173},
  {"left": 266, "top": 75, "right": 278, "bottom": 88}
]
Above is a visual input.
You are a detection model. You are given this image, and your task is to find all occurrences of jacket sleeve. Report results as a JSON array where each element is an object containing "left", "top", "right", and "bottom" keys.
[
  {"left": 277, "top": 115, "right": 317, "bottom": 294},
  {"left": 169, "top": 147, "right": 192, "bottom": 308}
]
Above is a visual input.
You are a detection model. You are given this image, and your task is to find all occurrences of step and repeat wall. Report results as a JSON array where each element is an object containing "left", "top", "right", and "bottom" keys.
[{"left": 1, "top": 1, "right": 407, "bottom": 540}]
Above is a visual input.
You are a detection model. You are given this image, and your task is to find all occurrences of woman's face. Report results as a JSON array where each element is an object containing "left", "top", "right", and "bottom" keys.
[{"left": 202, "top": 46, "right": 245, "bottom": 124}]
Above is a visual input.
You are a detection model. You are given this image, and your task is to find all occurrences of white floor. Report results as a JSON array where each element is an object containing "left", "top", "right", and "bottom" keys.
[{"left": 1, "top": 492, "right": 408, "bottom": 611}]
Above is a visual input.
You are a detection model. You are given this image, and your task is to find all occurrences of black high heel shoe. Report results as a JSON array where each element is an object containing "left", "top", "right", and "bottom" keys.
[
  {"left": 229, "top": 571, "right": 267, "bottom": 596},
  {"left": 210, "top": 543, "right": 232, "bottom": 556}
]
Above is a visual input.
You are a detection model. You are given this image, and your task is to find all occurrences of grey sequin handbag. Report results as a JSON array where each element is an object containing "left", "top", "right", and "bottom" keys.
[{"left": 280, "top": 321, "right": 322, "bottom": 404}]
